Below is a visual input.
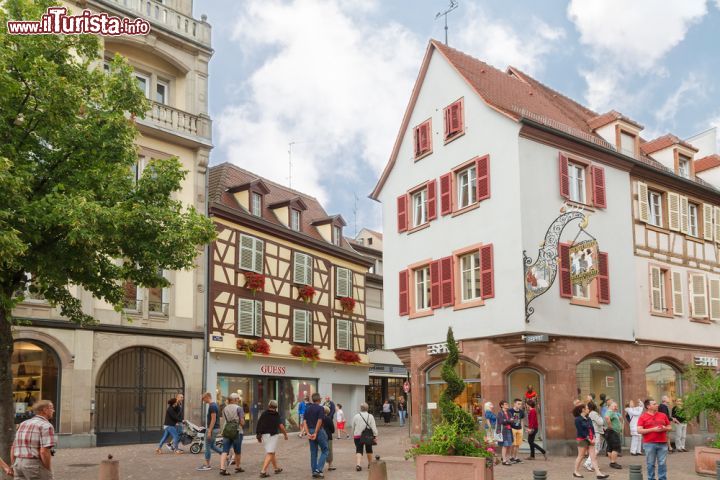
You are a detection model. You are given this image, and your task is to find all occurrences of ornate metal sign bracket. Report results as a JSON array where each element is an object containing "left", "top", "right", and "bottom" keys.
[{"left": 524, "top": 204, "right": 589, "bottom": 323}]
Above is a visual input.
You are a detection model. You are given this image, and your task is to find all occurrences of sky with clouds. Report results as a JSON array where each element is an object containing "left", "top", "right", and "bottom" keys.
[{"left": 194, "top": 0, "right": 720, "bottom": 235}]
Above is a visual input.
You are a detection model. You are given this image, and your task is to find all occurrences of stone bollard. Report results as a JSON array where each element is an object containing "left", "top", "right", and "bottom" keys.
[
  {"left": 99, "top": 454, "right": 119, "bottom": 480},
  {"left": 533, "top": 470, "right": 547, "bottom": 480},
  {"left": 628, "top": 464, "right": 643, "bottom": 480},
  {"left": 367, "top": 454, "right": 388, "bottom": 480}
]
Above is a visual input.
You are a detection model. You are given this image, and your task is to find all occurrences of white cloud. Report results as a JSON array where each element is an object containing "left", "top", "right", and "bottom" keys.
[
  {"left": 655, "top": 73, "right": 706, "bottom": 125},
  {"left": 217, "top": 0, "right": 423, "bottom": 205},
  {"left": 567, "top": 0, "right": 707, "bottom": 110},
  {"left": 456, "top": 5, "right": 566, "bottom": 75}
]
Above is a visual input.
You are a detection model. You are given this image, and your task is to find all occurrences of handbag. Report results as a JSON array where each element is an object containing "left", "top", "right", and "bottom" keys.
[
  {"left": 492, "top": 420, "right": 503, "bottom": 443},
  {"left": 221, "top": 408, "right": 239, "bottom": 440},
  {"left": 359, "top": 413, "right": 375, "bottom": 446}
]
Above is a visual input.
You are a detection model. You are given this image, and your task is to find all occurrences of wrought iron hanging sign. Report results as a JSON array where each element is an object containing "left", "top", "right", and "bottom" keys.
[{"left": 524, "top": 204, "right": 596, "bottom": 322}]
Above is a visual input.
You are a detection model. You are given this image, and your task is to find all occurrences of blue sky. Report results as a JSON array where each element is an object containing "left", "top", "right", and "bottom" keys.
[{"left": 194, "top": 0, "right": 720, "bottom": 235}]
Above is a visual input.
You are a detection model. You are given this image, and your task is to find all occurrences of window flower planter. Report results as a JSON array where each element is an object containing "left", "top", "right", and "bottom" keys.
[
  {"left": 290, "top": 345, "right": 320, "bottom": 365},
  {"left": 298, "top": 285, "right": 316, "bottom": 304},
  {"left": 236, "top": 338, "right": 270, "bottom": 358},
  {"left": 339, "top": 296, "right": 355, "bottom": 314},
  {"left": 334, "top": 349, "right": 360, "bottom": 363},
  {"left": 243, "top": 272, "right": 266, "bottom": 295}
]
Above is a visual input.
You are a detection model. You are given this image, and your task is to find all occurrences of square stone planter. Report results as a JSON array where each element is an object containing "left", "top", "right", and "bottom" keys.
[
  {"left": 695, "top": 446, "right": 720, "bottom": 476},
  {"left": 416, "top": 454, "right": 494, "bottom": 480}
]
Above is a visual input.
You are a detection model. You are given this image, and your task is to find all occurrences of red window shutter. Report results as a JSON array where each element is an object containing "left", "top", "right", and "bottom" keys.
[
  {"left": 397, "top": 195, "right": 408, "bottom": 232},
  {"left": 598, "top": 251, "right": 610, "bottom": 304},
  {"left": 456, "top": 101, "right": 463, "bottom": 133},
  {"left": 413, "top": 126, "right": 420, "bottom": 157},
  {"left": 427, "top": 180, "right": 437, "bottom": 221},
  {"left": 476, "top": 155, "right": 490, "bottom": 201},
  {"left": 479, "top": 244, "right": 494, "bottom": 299},
  {"left": 559, "top": 153, "right": 570, "bottom": 199},
  {"left": 440, "top": 256, "right": 454, "bottom": 306},
  {"left": 558, "top": 243, "right": 572, "bottom": 298},
  {"left": 444, "top": 107, "right": 450, "bottom": 138},
  {"left": 450, "top": 103, "right": 460, "bottom": 133},
  {"left": 591, "top": 165, "right": 607, "bottom": 208},
  {"left": 419, "top": 123, "right": 430, "bottom": 153},
  {"left": 430, "top": 261, "right": 441, "bottom": 309},
  {"left": 440, "top": 173, "right": 452, "bottom": 215},
  {"left": 399, "top": 270, "right": 409, "bottom": 316}
]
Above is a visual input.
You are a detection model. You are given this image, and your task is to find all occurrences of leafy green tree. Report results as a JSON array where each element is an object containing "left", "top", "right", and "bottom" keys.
[
  {"left": 0, "top": 0, "right": 215, "bottom": 458},
  {"left": 682, "top": 364, "right": 720, "bottom": 448}
]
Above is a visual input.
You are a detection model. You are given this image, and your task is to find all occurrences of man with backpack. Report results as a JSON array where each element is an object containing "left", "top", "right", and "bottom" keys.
[{"left": 351, "top": 403, "right": 378, "bottom": 472}]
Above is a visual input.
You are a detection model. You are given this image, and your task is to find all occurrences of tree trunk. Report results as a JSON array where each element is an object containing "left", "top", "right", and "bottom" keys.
[{"left": 0, "top": 304, "right": 15, "bottom": 464}]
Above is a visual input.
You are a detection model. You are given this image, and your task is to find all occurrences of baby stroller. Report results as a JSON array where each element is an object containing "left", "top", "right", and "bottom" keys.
[{"left": 180, "top": 420, "right": 225, "bottom": 454}]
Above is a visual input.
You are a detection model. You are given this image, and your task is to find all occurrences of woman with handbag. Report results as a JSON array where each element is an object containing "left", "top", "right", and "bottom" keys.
[
  {"left": 219, "top": 393, "right": 245, "bottom": 476},
  {"left": 352, "top": 402, "right": 378, "bottom": 472},
  {"left": 496, "top": 401, "right": 515, "bottom": 466},
  {"left": 255, "top": 400, "right": 288, "bottom": 478},
  {"left": 573, "top": 403, "right": 608, "bottom": 479}
]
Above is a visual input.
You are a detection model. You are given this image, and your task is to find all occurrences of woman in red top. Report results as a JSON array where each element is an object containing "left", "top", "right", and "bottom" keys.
[{"left": 525, "top": 400, "right": 546, "bottom": 460}]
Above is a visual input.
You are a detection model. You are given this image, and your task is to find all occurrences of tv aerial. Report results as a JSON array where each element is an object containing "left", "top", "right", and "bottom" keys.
[{"left": 435, "top": 0, "right": 459, "bottom": 46}]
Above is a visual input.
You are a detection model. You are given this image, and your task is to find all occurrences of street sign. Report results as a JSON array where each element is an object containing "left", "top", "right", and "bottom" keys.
[{"left": 524, "top": 334, "right": 549, "bottom": 343}]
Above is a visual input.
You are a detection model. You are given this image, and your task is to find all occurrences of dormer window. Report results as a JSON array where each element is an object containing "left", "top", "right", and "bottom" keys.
[
  {"left": 291, "top": 209, "right": 301, "bottom": 231},
  {"left": 333, "top": 226, "right": 342, "bottom": 246},
  {"left": 251, "top": 192, "right": 263, "bottom": 217},
  {"left": 678, "top": 154, "right": 691, "bottom": 179},
  {"left": 619, "top": 131, "right": 637, "bottom": 157}
]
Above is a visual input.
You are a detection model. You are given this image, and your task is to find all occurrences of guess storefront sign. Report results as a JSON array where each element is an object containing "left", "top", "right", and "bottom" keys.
[{"left": 260, "top": 365, "right": 287, "bottom": 375}]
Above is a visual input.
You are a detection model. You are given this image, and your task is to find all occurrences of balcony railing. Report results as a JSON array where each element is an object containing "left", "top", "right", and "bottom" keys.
[
  {"left": 100, "top": 0, "right": 211, "bottom": 47},
  {"left": 148, "top": 301, "right": 169, "bottom": 315},
  {"left": 145, "top": 101, "right": 210, "bottom": 139}
]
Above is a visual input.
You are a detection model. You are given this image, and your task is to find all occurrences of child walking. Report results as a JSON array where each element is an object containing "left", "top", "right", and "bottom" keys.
[{"left": 336, "top": 403, "right": 349, "bottom": 439}]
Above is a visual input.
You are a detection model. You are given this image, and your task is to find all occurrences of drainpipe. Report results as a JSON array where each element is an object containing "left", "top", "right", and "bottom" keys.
[{"left": 202, "top": 161, "right": 210, "bottom": 397}]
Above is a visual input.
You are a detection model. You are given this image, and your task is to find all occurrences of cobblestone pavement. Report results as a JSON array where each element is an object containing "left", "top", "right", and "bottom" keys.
[{"left": 51, "top": 425, "right": 699, "bottom": 479}]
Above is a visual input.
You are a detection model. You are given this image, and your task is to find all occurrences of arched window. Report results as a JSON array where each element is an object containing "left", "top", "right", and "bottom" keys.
[
  {"left": 645, "top": 362, "right": 682, "bottom": 400},
  {"left": 12, "top": 340, "right": 60, "bottom": 429},
  {"left": 425, "top": 359, "right": 481, "bottom": 430},
  {"left": 576, "top": 357, "right": 622, "bottom": 409}
]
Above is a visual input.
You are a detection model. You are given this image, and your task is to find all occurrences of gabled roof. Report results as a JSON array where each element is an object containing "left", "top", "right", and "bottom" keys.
[
  {"left": 587, "top": 110, "right": 644, "bottom": 130},
  {"left": 695, "top": 154, "right": 720, "bottom": 173},
  {"left": 640, "top": 134, "right": 699, "bottom": 155},
  {"left": 209, "top": 163, "right": 354, "bottom": 250}
]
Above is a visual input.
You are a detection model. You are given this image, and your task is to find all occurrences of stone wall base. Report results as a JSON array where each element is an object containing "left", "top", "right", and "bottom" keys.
[{"left": 56, "top": 433, "right": 96, "bottom": 448}]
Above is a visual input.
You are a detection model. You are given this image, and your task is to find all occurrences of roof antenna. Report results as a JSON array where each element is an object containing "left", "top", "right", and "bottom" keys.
[
  {"left": 288, "top": 141, "right": 296, "bottom": 188},
  {"left": 435, "top": 0, "right": 458, "bottom": 46},
  {"left": 353, "top": 193, "right": 359, "bottom": 237}
]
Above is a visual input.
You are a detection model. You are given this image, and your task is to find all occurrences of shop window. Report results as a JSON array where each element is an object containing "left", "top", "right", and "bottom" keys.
[
  {"left": 645, "top": 362, "right": 682, "bottom": 401},
  {"left": 12, "top": 341, "right": 59, "bottom": 428},
  {"left": 576, "top": 357, "right": 621, "bottom": 408},
  {"left": 425, "top": 360, "right": 481, "bottom": 433}
]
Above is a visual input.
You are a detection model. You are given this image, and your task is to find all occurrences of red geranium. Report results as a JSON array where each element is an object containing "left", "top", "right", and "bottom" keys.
[
  {"left": 236, "top": 338, "right": 271, "bottom": 358},
  {"left": 334, "top": 349, "right": 360, "bottom": 363},
  {"left": 244, "top": 272, "right": 266, "bottom": 295},
  {"left": 298, "top": 285, "right": 316, "bottom": 303},
  {"left": 290, "top": 345, "right": 320, "bottom": 363},
  {"left": 339, "top": 296, "right": 356, "bottom": 313}
]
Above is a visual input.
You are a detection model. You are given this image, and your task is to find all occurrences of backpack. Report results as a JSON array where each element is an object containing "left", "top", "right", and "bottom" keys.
[
  {"left": 359, "top": 413, "right": 374, "bottom": 446},
  {"left": 221, "top": 407, "right": 239, "bottom": 440}
]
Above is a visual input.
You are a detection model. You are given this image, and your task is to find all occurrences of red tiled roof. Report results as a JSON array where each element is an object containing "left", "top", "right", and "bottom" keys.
[
  {"left": 587, "top": 110, "right": 644, "bottom": 130},
  {"left": 640, "top": 134, "right": 700, "bottom": 155},
  {"left": 695, "top": 154, "right": 720, "bottom": 173},
  {"left": 209, "top": 163, "right": 355, "bottom": 251}
]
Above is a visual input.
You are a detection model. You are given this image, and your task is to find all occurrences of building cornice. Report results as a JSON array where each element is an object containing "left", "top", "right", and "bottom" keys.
[{"left": 14, "top": 318, "right": 204, "bottom": 339}]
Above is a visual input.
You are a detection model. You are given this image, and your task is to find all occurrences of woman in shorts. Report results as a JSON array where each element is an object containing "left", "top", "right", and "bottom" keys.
[
  {"left": 573, "top": 403, "right": 608, "bottom": 479},
  {"left": 255, "top": 400, "right": 288, "bottom": 478},
  {"left": 351, "top": 403, "right": 378, "bottom": 472}
]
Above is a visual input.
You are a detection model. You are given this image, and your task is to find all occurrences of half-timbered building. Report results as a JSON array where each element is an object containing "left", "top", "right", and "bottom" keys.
[
  {"left": 207, "top": 163, "right": 373, "bottom": 433},
  {"left": 371, "top": 39, "right": 720, "bottom": 453}
]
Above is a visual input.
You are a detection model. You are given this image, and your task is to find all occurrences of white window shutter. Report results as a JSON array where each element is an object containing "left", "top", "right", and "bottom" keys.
[
  {"left": 650, "top": 266, "right": 663, "bottom": 313},
  {"left": 680, "top": 196, "right": 689, "bottom": 234},
  {"left": 691, "top": 274, "right": 708, "bottom": 318},
  {"left": 337, "top": 268, "right": 351, "bottom": 297},
  {"left": 238, "top": 299, "right": 255, "bottom": 335},
  {"left": 710, "top": 279, "right": 720, "bottom": 321},
  {"left": 240, "top": 235, "right": 254, "bottom": 270},
  {"left": 254, "top": 238, "right": 264, "bottom": 273},
  {"left": 637, "top": 182, "right": 649, "bottom": 223},
  {"left": 337, "top": 319, "right": 351, "bottom": 350},
  {"left": 667, "top": 193, "right": 680, "bottom": 231},
  {"left": 293, "top": 309, "right": 308, "bottom": 343},
  {"left": 671, "top": 271, "right": 684, "bottom": 316},
  {"left": 254, "top": 300, "right": 263, "bottom": 336},
  {"left": 714, "top": 207, "right": 720, "bottom": 243},
  {"left": 704, "top": 204, "right": 714, "bottom": 241},
  {"left": 294, "top": 253, "right": 306, "bottom": 284},
  {"left": 305, "top": 254, "right": 313, "bottom": 285}
]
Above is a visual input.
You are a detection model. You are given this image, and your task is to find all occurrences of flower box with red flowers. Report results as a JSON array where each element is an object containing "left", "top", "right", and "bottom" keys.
[
  {"left": 290, "top": 345, "right": 320, "bottom": 363},
  {"left": 244, "top": 272, "right": 266, "bottom": 295},
  {"left": 236, "top": 338, "right": 271, "bottom": 358},
  {"left": 334, "top": 349, "right": 360, "bottom": 363},
  {"left": 297, "top": 285, "right": 316, "bottom": 303},
  {"left": 339, "top": 296, "right": 356, "bottom": 314}
]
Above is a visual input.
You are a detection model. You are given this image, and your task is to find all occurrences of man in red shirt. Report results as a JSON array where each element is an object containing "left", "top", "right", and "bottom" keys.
[
  {"left": 11, "top": 400, "right": 56, "bottom": 480},
  {"left": 637, "top": 398, "right": 671, "bottom": 480}
]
